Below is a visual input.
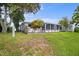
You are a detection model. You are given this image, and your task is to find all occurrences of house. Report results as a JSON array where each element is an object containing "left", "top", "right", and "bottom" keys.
[{"left": 19, "top": 22, "right": 63, "bottom": 33}]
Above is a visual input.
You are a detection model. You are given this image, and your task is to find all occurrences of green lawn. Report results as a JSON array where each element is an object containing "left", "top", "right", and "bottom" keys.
[
  {"left": 0, "top": 32, "right": 79, "bottom": 56},
  {"left": 44, "top": 32, "right": 79, "bottom": 56}
]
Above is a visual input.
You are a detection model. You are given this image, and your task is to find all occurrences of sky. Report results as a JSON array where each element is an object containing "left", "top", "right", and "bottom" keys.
[{"left": 24, "top": 3, "right": 79, "bottom": 24}]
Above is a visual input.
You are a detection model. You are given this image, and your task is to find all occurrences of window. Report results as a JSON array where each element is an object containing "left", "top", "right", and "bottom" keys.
[
  {"left": 51, "top": 24, "right": 54, "bottom": 30},
  {"left": 57, "top": 25, "right": 60, "bottom": 30},
  {"left": 46, "top": 24, "right": 50, "bottom": 30},
  {"left": 42, "top": 24, "right": 45, "bottom": 30}
]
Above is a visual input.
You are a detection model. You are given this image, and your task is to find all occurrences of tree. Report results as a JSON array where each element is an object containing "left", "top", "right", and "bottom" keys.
[
  {"left": 0, "top": 3, "right": 40, "bottom": 32},
  {"left": 0, "top": 4, "right": 7, "bottom": 32},
  {"left": 0, "top": 3, "right": 10, "bottom": 32},
  {"left": 29, "top": 19, "right": 44, "bottom": 32},
  {"left": 0, "top": 3, "right": 40, "bottom": 37},
  {"left": 58, "top": 17, "right": 69, "bottom": 31},
  {"left": 9, "top": 3, "right": 40, "bottom": 14},
  {"left": 0, "top": 5, "right": 2, "bottom": 32},
  {"left": 72, "top": 6, "right": 79, "bottom": 32},
  {"left": 72, "top": 6, "right": 79, "bottom": 23},
  {"left": 9, "top": 3, "right": 40, "bottom": 32},
  {"left": 0, "top": 4, "right": 2, "bottom": 18},
  {"left": 10, "top": 9, "right": 24, "bottom": 31}
]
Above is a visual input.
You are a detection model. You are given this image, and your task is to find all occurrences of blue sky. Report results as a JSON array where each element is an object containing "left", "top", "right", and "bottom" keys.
[{"left": 24, "top": 3, "right": 79, "bottom": 24}]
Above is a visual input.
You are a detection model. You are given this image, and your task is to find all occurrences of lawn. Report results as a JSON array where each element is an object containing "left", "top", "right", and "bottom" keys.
[
  {"left": 0, "top": 32, "right": 79, "bottom": 56},
  {"left": 44, "top": 32, "right": 79, "bottom": 56}
]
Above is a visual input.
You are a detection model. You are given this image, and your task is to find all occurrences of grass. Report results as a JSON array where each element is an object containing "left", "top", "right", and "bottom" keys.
[
  {"left": 0, "top": 32, "right": 79, "bottom": 56},
  {"left": 44, "top": 32, "right": 79, "bottom": 56}
]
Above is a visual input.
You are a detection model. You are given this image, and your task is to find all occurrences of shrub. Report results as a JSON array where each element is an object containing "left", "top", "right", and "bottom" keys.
[{"left": 74, "top": 27, "right": 79, "bottom": 32}]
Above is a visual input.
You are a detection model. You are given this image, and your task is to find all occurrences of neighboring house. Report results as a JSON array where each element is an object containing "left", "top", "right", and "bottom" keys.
[
  {"left": 19, "top": 22, "right": 63, "bottom": 33},
  {"left": 19, "top": 22, "right": 30, "bottom": 32}
]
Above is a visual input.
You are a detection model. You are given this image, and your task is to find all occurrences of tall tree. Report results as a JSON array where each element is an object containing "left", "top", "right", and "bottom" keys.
[
  {"left": 10, "top": 9, "right": 24, "bottom": 31},
  {"left": 0, "top": 4, "right": 2, "bottom": 18},
  {"left": 0, "top": 3, "right": 40, "bottom": 32},
  {"left": 0, "top": 3, "right": 10, "bottom": 32},
  {"left": 0, "top": 5, "right": 2, "bottom": 32},
  {"left": 72, "top": 6, "right": 79, "bottom": 32},
  {"left": 9, "top": 3, "right": 40, "bottom": 32},
  {"left": 72, "top": 6, "right": 79, "bottom": 23},
  {"left": 9, "top": 3, "right": 40, "bottom": 15}
]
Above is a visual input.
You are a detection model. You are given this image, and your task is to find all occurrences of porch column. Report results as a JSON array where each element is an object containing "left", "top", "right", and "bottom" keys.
[
  {"left": 45, "top": 23, "right": 46, "bottom": 32},
  {"left": 50, "top": 24, "right": 51, "bottom": 32},
  {"left": 54, "top": 24, "right": 57, "bottom": 32}
]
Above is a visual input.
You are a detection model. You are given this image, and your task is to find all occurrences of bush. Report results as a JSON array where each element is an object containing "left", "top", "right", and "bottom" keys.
[{"left": 74, "top": 27, "right": 79, "bottom": 32}]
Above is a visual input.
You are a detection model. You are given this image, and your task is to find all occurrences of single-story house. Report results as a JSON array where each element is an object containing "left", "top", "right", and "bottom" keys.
[{"left": 19, "top": 22, "right": 63, "bottom": 33}]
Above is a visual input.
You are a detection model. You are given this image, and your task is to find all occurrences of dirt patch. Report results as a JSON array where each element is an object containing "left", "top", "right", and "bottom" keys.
[{"left": 18, "top": 38, "right": 54, "bottom": 56}]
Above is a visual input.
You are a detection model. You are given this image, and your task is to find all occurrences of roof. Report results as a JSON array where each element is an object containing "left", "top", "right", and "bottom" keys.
[{"left": 20, "top": 21, "right": 61, "bottom": 26}]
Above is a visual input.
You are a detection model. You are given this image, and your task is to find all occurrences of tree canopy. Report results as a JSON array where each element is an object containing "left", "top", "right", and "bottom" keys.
[
  {"left": 72, "top": 6, "right": 79, "bottom": 23},
  {"left": 0, "top": 3, "right": 40, "bottom": 32},
  {"left": 29, "top": 19, "right": 44, "bottom": 29},
  {"left": 58, "top": 17, "right": 69, "bottom": 28}
]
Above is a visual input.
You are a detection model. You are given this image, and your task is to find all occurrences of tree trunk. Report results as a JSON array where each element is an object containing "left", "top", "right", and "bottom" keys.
[
  {"left": 0, "top": 7, "right": 2, "bottom": 18},
  {"left": 2, "top": 22, "right": 7, "bottom": 32},
  {"left": 0, "top": 21, "right": 2, "bottom": 32},
  {"left": 12, "top": 24, "right": 15, "bottom": 37},
  {"left": 2, "top": 6, "right": 7, "bottom": 32}
]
